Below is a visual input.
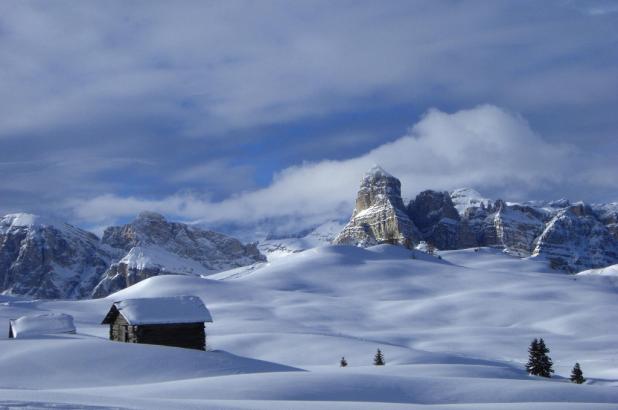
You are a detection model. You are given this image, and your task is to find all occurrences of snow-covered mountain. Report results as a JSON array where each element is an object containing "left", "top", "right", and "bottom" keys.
[
  {"left": 257, "top": 220, "right": 345, "bottom": 260},
  {"left": 0, "top": 212, "right": 265, "bottom": 299},
  {"left": 0, "top": 213, "right": 112, "bottom": 299},
  {"left": 1, "top": 168, "right": 617, "bottom": 299},
  {"left": 334, "top": 166, "right": 618, "bottom": 272},
  {"left": 93, "top": 212, "right": 265, "bottom": 297}
]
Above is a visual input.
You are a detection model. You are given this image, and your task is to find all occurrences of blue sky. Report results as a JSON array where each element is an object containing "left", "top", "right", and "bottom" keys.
[{"left": 0, "top": 0, "right": 617, "bottom": 233}]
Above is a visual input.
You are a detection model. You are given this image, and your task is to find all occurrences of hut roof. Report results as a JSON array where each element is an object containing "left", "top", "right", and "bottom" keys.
[
  {"left": 101, "top": 295, "right": 213, "bottom": 325},
  {"left": 10, "top": 313, "right": 75, "bottom": 338}
]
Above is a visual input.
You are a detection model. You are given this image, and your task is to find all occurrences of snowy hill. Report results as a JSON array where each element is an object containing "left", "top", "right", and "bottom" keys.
[
  {"left": 0, "top": 244, "right": 616, "bottom": 408},
  {"left": 258, "top": 219, "right": 345, "bottom": 260}
]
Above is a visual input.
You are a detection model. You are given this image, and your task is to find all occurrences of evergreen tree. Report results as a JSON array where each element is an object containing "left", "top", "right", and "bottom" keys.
[
  {"left": 525, "top": 338, "right": 540, "bottom": 375},
  {"left": 374, "top": 348, "right": 385, "bottom": 366},
  {"left": 525, "top": 338, "right": 554, "bottom": 377},
  {"left": 340, "top": 357, "right": 348, "bottom": 367},
  {"left": 570, "top": 363, "right": 585, "bottom": 384},
  {"left": 537, "top": 338, "right": 554, "bottom": 377}
]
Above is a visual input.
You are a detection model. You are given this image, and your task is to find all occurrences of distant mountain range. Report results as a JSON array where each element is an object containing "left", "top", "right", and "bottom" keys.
[
  {"left": 1, "top": 165, "right": 617, "bottom": 299},
  {"left": 0, "top": 212, "right": 264, "bottom": 299},
  {"left": 334, "top": 166, "right": 618, "bottom": 272}
]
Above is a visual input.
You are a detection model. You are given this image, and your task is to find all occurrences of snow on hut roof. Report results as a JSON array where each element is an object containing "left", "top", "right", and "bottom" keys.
[
  {"left": 105, "top": 295, "right": 213, "bottom": 325},
  {"left": 10, "top": 313, "right": 75, "bottom": 338}
]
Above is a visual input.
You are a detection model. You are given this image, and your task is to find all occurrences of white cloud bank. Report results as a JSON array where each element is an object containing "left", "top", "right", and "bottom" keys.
[{"left": 71, "top": 105, "right": 600, "bottom": 229}]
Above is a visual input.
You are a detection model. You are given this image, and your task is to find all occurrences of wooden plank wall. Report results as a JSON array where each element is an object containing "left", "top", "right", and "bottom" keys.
[{"left": 108, "top": 317, "right": 206, "bottom": 351}]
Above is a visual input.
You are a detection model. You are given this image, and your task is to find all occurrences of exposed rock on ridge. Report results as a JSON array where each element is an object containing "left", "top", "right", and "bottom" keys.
[
  {"left": 0, "top": 214, "right": 111, "bottom": 299},
  {"left": 333, "top": 166, "right": 420, "bottom": 248},
  {"left": 334, "top": 166, "right": 618, "bottom": 272},
  {"left": 92, "top": 212, "right": 266, "bottom": 297},
  {"left": 0, "top": 212, "right": 265, "bottom": 299}
]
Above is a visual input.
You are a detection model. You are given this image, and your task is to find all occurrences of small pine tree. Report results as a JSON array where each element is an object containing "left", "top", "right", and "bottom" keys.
[
  {"left": 340, "top": 357, "right": 348, "bottom": 367},
  {"left": 374, "top": 348, "right": 385, "bottom": 366},
  {"left": 537, "top": 338, "right": 554, "bottom": 378},
  {"left": 525, "top": 338, "right": 541, "bottom": 375},
  {"left": 570, "top": 363, "right": 585, "bottom": 384},
  {"left": 526, "top": 338, "right": 554, "bottom": 378}
]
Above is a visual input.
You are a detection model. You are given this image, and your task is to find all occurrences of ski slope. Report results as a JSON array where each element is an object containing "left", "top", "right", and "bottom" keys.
[{"left": 0, "top": 245, "right": 616, "bottom": 409}]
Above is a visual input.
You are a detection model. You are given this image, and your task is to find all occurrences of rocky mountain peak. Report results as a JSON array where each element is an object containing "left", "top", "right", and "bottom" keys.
[
  {"left": 135, "top": 210, "right": 167, "bottom": 223},
  {"left": 0, "top": 210, "right": 266, "bottom": 299},
  {"left": 0, "top": 213, "right": 110, "bottom": 299},
  {"left": 333, "top": 166, "right": 419, "bottom": 248},
  {"left": 354, "top": 165, "right": 405, "bottom": 214},
  {"left": 102, "top": 211, "right": 175, "bottom": 250},
  {"left": 333, "top": 170, "right": 618, "bottom": 272},
  {"left": 568, "top": 202, "right": 592, "bottom": 217},
  {"left": 93, "top": 212, "right": 266, "bottom": 297},
  {"left": 449, "top": 188, "right": 492, "bottom": 215}
]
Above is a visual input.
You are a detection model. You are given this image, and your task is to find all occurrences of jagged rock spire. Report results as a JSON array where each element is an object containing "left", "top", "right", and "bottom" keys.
[{"left": 333, "top": 165, "right": 419, "bottom": 248}]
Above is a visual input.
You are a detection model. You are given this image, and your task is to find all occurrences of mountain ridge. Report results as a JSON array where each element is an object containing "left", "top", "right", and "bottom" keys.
[
  {"left": 333, "top": 166, "right": 618, "bottom": 272},
  {"left": 1, "top": 167, "right": 617, "bottom": 299},
  {"left": 0, "top": 212, "right": 265, "bottom": 299}
]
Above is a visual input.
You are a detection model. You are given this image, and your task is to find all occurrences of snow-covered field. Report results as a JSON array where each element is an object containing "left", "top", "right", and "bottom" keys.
[{"left": 0, "top": 245, "right": 616, "bottom": 409}]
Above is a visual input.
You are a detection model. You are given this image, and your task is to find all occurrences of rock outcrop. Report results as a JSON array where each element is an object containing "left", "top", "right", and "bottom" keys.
[
  {"left": 333, "top": 166, "right": 419, "bottom": 248},
  {"left": 333, "top": 166, "right": 618, "bottom": 272},
  {"left": 408, "top": 190, "right": 460, "bottom": 250},
  {"left": 0, "top": 211, "right": 265, "bottom": 299},
  {"left": 0, "top": 214, "right": 112, "bottom": 299},
  {"left": 92, "top": 212, "right": 265, "bottom": 297},
  {"left": 532, "top": 204, "right": 618, "bottom": 272},
  {"left": 593, "top": 203, "right": 618, "bottom": 240}
]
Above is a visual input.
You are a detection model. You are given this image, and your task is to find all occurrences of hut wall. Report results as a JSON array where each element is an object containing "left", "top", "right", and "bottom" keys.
[
  {"left": 135, "top": 323, "right": 205, "bottom": 351},
  {"left": 108, "top": 315, "right": 206, "bottom": 350},
  {"left": 110, "top": 314, "right": 131, "bottom": 342}
]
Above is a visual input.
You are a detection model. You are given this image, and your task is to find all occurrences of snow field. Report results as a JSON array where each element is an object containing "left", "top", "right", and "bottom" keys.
[{"left": 0, "top": 244, "right": 616, "bottom": 408}]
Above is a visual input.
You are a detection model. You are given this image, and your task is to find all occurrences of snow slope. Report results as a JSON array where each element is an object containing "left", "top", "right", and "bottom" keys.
[{"left": 0, "top": 245, "right": 616, "bottom": 409}]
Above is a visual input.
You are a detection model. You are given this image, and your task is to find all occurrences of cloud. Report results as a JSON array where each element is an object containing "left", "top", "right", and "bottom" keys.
[
  {"left": 1, "top": 1, "right": 616, "bottom": 139},
  {"left": 72, "top": 104, "right": 610, "bottom": 230},
  {"left": 1, "top": 2, "right": 617, "bottom": 224}
]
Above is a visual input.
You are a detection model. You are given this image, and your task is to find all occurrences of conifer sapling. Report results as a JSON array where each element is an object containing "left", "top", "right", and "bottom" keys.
[
  {"left": 570, "top": 363, "right": 585, "bottom": 384},
  {"left": 525, "top": 338, "right": 554, "bottom": 377},
  {"left": 374, "top": 348, "right": 385, "bottom": 366}
]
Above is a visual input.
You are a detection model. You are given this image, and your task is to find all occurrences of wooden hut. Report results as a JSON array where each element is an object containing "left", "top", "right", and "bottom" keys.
[
  {"left": 9, "top": 313, "right": 75, "bottom": 338},
  {"left": 101, "top": 295, "right": 213, "bottom": 351}
]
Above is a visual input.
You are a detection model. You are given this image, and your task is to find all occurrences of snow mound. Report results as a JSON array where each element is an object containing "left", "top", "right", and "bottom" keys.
[
  {"left": 0, "top": 244, "right": 616, "bottom": 408},
  {"left": 578, "top": 264, "right": 618, "bottom": 277},
  {"left": 576, "top": 264, "right": 618, "bottom": 286},
  {"left": 10, "top": 313, "right": 75, "bottom": 338},
  {"left": 0, "top": 336, "right": 299, "bottom": 389}
]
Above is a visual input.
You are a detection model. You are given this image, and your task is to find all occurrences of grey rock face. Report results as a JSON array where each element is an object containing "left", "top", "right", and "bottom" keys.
[
  {"left": 408, "top": 190, "right": 460, "bottom": 250},
  {"left": 0, "top": 214, "right": 111, "bottom": 299},
  {"left": 532, "top": 205, "right": 618, "bottom": 272},
  {"left": 333, "top": 166, "right": 419, "bottom": 248},
  {"left": 593, "top": 203, "right": 618, "bottom": 240},
  {"left": 92, "top": 212, "right": 266, "bottom": 297},
  {"left": 0, "top": 212, "right": 265, "bottom": 299},
  {"left": 334, "top": 167, "right": 618, "bottom": 272},
  {"left": 490, "top": 203, "right": 548, "bottom": 256}
]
